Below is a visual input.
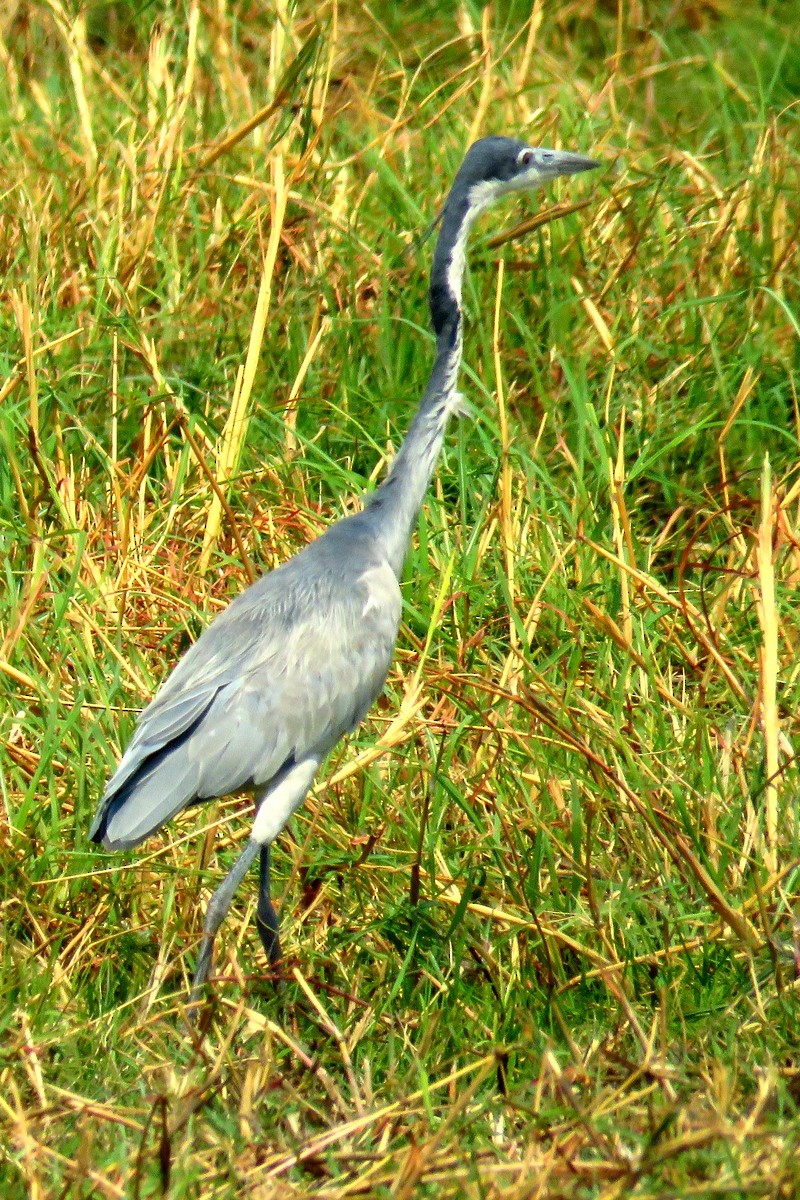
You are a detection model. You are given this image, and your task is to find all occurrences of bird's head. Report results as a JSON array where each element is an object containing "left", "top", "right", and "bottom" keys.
[
  {"left": 451, "top": 135, "right": 600, "bottom": 218},
  {"left": 427, "top": 134, "right": 599, "bottom": 339}
]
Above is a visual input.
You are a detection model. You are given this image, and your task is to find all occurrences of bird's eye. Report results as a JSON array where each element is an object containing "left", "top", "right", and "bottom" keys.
[{"left": 518, "top": 149, "right": 535, "bottom": 168}]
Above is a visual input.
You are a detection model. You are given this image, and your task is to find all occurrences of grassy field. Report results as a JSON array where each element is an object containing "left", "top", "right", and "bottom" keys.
[{"left": 1, "top": 0, "right": 799, "bottom": 1195}]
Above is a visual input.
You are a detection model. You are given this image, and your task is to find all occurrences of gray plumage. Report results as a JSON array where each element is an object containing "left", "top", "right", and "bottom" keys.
[
  {"left": 90, "top": 136, "right": 599, "bottom": 1005},
  {"left": 94, "top": 525, "right": 399, "bottom": 848}
]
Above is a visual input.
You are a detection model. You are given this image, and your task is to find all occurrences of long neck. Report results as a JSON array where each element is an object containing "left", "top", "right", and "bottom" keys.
[{"left": 362, "top": 191, "right": 477, "bottom": 578}]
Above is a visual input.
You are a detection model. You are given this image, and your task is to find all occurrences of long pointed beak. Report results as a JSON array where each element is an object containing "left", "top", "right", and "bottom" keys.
[{"left": 545, "top": 149, "right": 601, "bottom": 177}]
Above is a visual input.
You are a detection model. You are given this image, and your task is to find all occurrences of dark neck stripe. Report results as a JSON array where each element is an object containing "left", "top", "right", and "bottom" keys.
[
  {"left": 428, "top": 191, "right": 471, "bottom": 335},
  {"left": 356, "top": 180, "right": 476, "bottom": 577}
]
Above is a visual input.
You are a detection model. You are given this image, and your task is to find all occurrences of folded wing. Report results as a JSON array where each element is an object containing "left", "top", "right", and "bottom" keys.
[{"left": 91, "top": 539, "right": 402, "bottom": 849}]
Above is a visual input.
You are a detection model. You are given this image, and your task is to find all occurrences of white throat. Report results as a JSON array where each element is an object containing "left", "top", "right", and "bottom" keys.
[{"left": 445, "top": 174, "right": 547, "bottom": 308}]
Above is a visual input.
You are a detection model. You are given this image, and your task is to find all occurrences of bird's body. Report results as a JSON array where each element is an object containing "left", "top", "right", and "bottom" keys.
[
  {"left": 90, "top": 137, "right": 599, "bottom": 1003},
  {"left": 93, "top": 520, "right": 401, "bottom": 850}
]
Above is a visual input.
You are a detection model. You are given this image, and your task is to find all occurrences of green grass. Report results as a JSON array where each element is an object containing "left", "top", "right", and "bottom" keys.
[{"left": 2, "top": 0, "right": 800, "bottom": 1195}]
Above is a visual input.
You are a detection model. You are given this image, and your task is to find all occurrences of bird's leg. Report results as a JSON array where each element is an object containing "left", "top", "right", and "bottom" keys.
[
  {"left": 249, "top": 757, "right": 319, "bottom": 974},
  {"left": 189, "top": 837, "right": 260, "bottom": 1008},
  {"left": 256, "top": 843, "right": 282, "bottom": 968}
]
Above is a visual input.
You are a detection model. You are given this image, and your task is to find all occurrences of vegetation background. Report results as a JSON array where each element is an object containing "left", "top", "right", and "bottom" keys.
[{"left": 1, "top": 0, "right": 799, "bottom": 1195}]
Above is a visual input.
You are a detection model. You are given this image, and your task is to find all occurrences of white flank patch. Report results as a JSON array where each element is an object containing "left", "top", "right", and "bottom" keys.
[{"left": 252, "top": 756, "right": 319, "bottom": 844}]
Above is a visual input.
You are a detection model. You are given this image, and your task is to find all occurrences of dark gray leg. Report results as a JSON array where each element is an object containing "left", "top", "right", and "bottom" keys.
[
  {"left": 189, "top": 837, "right": 260, "bottom": 1007},
  {"left": 256, "top": 844, "right": 282, "bottom": 967}
]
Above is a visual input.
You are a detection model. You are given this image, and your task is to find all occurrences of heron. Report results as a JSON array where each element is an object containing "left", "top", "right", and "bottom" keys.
[{"left": 90, "top": 136, "right": 599, "bottom": 1004}]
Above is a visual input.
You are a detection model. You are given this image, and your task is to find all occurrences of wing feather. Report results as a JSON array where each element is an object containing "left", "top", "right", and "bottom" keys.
[{"left": 91, "top": 532, "right": 402, "bottom": 849}]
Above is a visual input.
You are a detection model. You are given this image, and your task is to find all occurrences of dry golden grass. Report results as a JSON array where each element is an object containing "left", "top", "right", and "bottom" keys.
[{"left": 1, "top": 0, "right": 799, "bottom": 1196}]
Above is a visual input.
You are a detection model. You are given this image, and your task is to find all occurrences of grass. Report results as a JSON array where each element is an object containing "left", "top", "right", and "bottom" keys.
[{"left": 1, "top": 0, "right": 799, "bottom": 1195}]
